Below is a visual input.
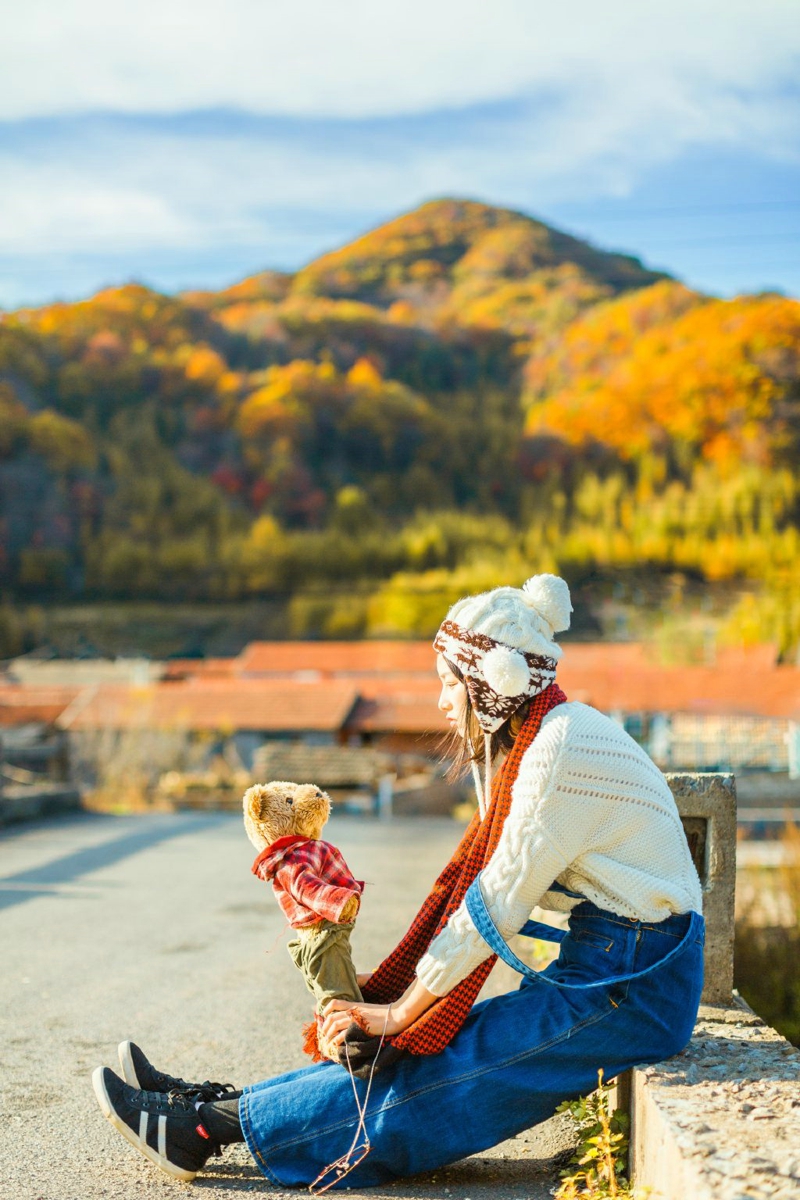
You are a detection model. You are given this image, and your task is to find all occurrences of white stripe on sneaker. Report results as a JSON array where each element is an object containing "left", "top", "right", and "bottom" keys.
[
  {"left": 91, "top": 1067, "right": 196, "bottom": 1183},
  {"left": 158, "top": 1115, "right": 166, "bottom": 1161}
]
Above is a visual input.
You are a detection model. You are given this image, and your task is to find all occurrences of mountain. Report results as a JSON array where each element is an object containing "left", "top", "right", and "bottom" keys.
[
  {"left": 0, "top": 197, "right": 798, "bottom": 651},
  {"left": 291, "top": 197, "right": 666, "bottom": 302},
  {"left": 192, "top": 199, "right": 667, "bottom": 350}
]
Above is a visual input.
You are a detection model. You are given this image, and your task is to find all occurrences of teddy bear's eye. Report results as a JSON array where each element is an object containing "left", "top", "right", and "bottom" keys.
[{"left": 285, "top": 796, "right": 293, "bottom": 806}]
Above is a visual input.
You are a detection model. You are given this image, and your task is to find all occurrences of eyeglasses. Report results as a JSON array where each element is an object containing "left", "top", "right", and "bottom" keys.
[
  {"left": 309, "top": 1136, "right": 371, "bottom": 1195},
  {"left": 308, "top": 1007, "right": 392, "bottom": 1195}
]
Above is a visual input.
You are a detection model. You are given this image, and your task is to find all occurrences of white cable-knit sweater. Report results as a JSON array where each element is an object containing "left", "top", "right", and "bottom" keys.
[{"left": 416, "top": 701, "right": 702, "bottom": 997}]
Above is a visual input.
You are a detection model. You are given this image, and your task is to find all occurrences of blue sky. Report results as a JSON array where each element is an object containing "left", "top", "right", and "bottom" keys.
[{"left": 2, "top": 0, "right": 799, "bottom": 308}]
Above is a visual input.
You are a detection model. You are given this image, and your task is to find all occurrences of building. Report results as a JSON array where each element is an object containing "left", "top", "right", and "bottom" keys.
[{"left": 2, "top": 641, "right": 798, "bottom": 785}]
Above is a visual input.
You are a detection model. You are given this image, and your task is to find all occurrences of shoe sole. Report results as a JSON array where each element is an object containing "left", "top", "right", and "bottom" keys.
[
  {"left": 92, "top": 1066, "right": 197, "bottom": 1182},
  {"left": 117, "top": 1041, "right": 141, "bottom": 1089}
]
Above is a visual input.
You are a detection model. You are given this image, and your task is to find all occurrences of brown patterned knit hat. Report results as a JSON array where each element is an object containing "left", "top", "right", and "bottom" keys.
[{"left": 433, "top": 574, "right": 572, "bottom": 814}]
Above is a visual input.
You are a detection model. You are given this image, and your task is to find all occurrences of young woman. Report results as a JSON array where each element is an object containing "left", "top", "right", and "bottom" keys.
[{"left": 93, "top": 574, "right": 704, "bottom": 1187}]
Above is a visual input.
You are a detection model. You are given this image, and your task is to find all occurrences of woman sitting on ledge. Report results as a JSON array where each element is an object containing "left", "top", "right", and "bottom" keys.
[{"left": 92, "top": 573, "right": 704, "bottom": 1188}]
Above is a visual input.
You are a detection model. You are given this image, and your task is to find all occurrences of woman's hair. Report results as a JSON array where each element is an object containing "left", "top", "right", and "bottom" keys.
[{"left": 437, "top": 657, "right": 531, "bottom": 785}]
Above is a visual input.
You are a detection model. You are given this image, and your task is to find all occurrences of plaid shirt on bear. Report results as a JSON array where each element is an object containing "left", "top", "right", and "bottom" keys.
[{"left": 252, "top": 835, "right": 364, "bottom": 928}]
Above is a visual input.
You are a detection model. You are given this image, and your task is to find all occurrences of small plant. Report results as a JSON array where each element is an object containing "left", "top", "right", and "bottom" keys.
[{"left": 554, "top": 1070, "right": 633, "bottom": 1199}]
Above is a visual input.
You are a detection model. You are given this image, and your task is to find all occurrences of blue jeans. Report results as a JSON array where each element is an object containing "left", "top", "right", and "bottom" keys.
[{"left": 239, "top": 900, "right": 704, "bottom": 1189}]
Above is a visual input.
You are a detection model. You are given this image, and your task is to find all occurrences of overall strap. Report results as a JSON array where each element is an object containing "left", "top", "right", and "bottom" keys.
[
  {"left": 502, "top": 881, "right": 588, "bottom": 944},
  {"left": 465, "top": 874, "right": 703, "bottom": 991}
]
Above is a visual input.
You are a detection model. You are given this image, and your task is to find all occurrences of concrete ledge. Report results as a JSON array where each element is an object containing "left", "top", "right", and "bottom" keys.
[
  {"left": 667, "top": 772, "right": 737, "bottom": 1004},
  {"left": 0, "top": 785, "right": 83, "bottom": 826},
  {"left": 629, "top": 1000, "right": 800, "bottom": 1200}
]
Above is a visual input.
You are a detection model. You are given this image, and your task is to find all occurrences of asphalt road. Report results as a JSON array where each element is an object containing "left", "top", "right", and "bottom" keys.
[{"left": 0, "top": 811, "right": 572, "bottom": 1200}]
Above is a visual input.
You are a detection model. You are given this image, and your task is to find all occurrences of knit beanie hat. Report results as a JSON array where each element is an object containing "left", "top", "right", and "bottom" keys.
[{"left": 433, "top": 574, "right": 572, "bottom": 815}]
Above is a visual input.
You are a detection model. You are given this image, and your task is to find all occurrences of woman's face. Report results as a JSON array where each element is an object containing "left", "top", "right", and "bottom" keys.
[{"left": 436, "top": 653, "right": 468, "bottom": 737}]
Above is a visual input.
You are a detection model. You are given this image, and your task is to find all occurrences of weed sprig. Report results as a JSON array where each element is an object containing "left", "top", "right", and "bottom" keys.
[{"left": 554, "top": 1070, "right": 636, "bottom": 1199}]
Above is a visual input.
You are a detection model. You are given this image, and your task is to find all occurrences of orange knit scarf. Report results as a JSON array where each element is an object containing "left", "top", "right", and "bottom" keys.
[{"left": 357, "top": 682, "right": 568, "bottom": 1058}]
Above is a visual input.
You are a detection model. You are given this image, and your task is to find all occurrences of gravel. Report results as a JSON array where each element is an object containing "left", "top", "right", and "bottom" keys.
[{"left": 639, "top": 1005, "right": 800, "bottom": 1199}]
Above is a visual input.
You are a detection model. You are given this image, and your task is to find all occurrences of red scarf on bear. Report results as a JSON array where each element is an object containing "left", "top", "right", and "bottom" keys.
[{"left": 359, "top": 682, "right": 567, "bottom": 1057}]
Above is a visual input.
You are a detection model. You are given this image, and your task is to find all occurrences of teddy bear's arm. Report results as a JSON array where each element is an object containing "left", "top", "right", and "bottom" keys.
[{"left": 288, "top": 864, "right": 361, "bottom": 924}]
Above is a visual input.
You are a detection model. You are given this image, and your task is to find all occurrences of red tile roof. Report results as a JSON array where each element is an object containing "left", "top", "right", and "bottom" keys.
[
  {"left": 0, "top": 685, "right": 82, "bottom": 726},
  {"left": 346, "top": 682, "right": 448, "bottom": 733},
  {"left": 1, "top": 642, "right": 796, "bottom": 736},
  {"left": 161, "top": 658, "right": 237, "bottom": 681},
  {"left": 342, "top": 643, "right": 800, "bottom": 730},
  {"left": 56, "top": 679, "right": 360, "bottom": 732},
  {"left": 557, "top": 644, "right": 799, "bottom": 720},
  {"left": 236, "top": 640, "right": 435, "bottom": 676}
]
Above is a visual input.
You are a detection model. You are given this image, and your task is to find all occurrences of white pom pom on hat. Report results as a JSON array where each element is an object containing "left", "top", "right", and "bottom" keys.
[
  {"left": 521, "top": 574, "right": 572, "bottom": 633},
  {"left": 482, "top": 645, "right": 530, "bottom": 697}
]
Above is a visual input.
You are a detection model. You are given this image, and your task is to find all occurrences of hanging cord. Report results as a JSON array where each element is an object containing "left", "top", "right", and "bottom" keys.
[
  {"left": 466, "top": 728, "right": 488, "bottom": 819},
  {"left": 264, "top": 920, "right": 292, "bottom": 956},
  {"left": 309, "top": 1004, "right": 392, "bottom": 1195},
  {"left": 469, "top": 761, "right": 484, "bottom": 818},
  {"left": 483, "top": 731, "right": 492, "bottom": 818}
]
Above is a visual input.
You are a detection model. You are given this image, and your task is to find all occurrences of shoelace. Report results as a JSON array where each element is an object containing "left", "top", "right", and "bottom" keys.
[
  {"left": 130, "top": 1084, "right": 225, "bottom": 1158},
  {"left": 132, "top": 1086, "right": 196, "bottom": 1113},
  {"left": 169, "top": 1080, "right": 237, "bottom": 1104},
  {"left": 149, "top": 1065, "right": 195, "bottom": 1092},
  {"left": 167, "top": 1086, "right": 228, "bottom": 1160},
  {"left": 151, "top": 1065, "right": 235, "bottom": 1099}
]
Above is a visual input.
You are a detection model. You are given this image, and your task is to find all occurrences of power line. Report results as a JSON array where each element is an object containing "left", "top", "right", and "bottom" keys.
[
  {"left": 556, "top": 200, "right": 800, "bottom": 222},
  {"left": 645, "top": 234, "right": 800, "bottom": 249}
]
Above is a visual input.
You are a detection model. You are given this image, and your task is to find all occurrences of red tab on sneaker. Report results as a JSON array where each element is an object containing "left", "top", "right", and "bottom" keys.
[{"left": 196, "top": 1123, "right": 211, "bottom": 1139}]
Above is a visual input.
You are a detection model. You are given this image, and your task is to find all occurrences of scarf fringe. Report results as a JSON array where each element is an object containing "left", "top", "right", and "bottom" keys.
[{"left": 302, "top": 1017, "right": 326, "bottom": 1063}]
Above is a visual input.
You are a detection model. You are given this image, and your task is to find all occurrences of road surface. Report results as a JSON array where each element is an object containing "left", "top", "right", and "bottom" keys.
[{"left": 0, "top": 811, "right": 572, "bottom": 1200}]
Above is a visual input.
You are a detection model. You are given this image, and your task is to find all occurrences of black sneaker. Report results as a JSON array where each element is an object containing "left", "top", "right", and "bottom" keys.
[
  {"left": 118, "top": 1040, "right": 236, "bottom": 1101},
  {"left": 92, "top": 1066, "right": 219, "bottom": 1181}
]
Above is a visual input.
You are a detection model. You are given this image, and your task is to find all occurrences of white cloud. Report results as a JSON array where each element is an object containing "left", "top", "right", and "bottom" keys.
[
  {"left": 3, "top": 0, "right": 800, "bottom": 120},
  {"left": 1, "top": 2, "right": 798, "bottom": 306},
  {"left": 1, "top": 73, "right": 797, "bottom": 265}
]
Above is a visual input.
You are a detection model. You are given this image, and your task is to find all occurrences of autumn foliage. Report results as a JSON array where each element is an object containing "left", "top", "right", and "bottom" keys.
[
  {"left": 524, "top": 283, "right": 800, "bottom": 468},
  {"left": 0, "top": 198, "right": 798, "bottom": 648}
]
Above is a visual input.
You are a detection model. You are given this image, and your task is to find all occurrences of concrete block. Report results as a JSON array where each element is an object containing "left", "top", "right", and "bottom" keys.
[
  {"left": 629, "top": 999, "right": 800, "bottom": 1200},
  {"left": 666, "top": 772, "right": 737, "bottom": 1005}
]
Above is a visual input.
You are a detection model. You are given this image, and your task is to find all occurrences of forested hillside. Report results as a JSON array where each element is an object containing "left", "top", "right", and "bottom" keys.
[{"left": 1, "top": 198, "right": 798, "bottom": 655}]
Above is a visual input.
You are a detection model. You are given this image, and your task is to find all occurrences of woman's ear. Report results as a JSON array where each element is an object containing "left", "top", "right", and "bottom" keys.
[{"left": 291, "top": 786, "right": 331, "bottom": 839}]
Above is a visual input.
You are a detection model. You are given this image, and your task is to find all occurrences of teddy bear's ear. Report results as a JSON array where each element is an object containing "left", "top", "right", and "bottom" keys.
[
  {"left": 243, "top": 782, "right": 294, "bottom": 851},
  {"left": 291, "top": 786, "right": 331, "bottom": 839},
  {"left": 242, "top": 783, "right": 277, "bottom": 824}
]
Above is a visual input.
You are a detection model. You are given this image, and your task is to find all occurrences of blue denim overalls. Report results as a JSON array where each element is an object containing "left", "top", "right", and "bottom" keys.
[{"left": 240, "top": 876, "right": 705, "bottom": 1190}]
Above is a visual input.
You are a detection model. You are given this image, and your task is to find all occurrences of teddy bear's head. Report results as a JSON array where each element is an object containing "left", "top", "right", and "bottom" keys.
[{"left": 242, "top": 780, "right": 331, "bottom": 853}]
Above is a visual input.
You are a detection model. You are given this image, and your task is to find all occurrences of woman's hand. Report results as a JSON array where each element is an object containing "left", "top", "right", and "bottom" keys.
[
  {"left": 356, "top": 971, "right": 374, "bottom": 988},
  {"left": 320, "top": 1000, "right": 404, "bottom": 1046},
  {"left": 321, "top": 979, "right": 439, "bottom": 1047}
]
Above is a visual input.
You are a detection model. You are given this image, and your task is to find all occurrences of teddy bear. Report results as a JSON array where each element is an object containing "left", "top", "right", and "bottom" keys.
[{"left": 243, "top": 781, "right": 365, "bottom": 1060}]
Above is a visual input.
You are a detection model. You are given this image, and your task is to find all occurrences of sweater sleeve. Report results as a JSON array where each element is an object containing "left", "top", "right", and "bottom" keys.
[{"left": 416, "top": 711, "right": 592, "bottom": 996}]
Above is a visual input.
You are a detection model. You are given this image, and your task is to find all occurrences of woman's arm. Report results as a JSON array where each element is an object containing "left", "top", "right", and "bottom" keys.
[
  {"left": 416, "top": 714, "right": 584, "bottom": 996},
  {"left": 320, "top": 978, "right": 438, "bottom": 1045}
]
